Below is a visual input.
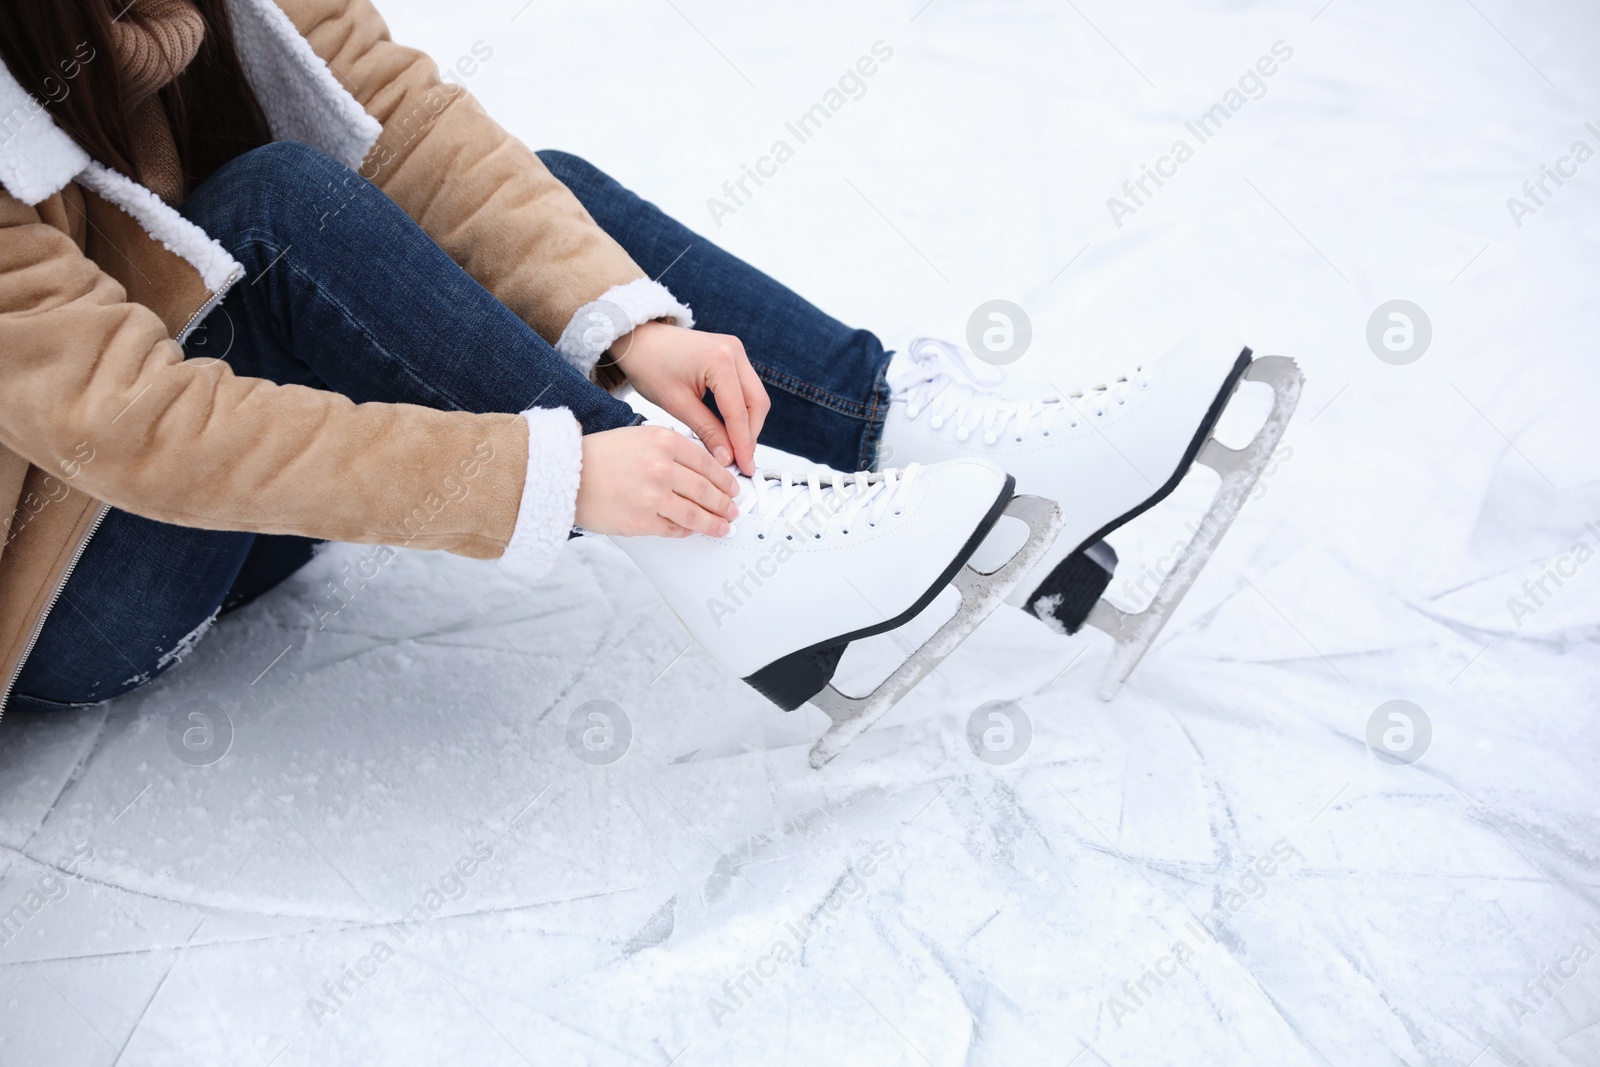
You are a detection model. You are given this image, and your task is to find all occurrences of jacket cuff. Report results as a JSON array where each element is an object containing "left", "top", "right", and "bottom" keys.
[
  {"left": 554, "top": 278, "right": 694, "bottom": 379},
  {"left": 498, "top": 407, "right": 583, "bottom": 581}
]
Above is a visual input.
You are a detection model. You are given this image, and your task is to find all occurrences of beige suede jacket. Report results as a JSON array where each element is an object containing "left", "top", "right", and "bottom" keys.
[{"left": 0, "top": 0, "right": 691, "bottom": 710}]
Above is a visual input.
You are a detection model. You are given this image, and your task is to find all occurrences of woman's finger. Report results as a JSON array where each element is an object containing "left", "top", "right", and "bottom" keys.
[
  {"left": 673, "top": 464, "right": 736, "bottom": 521},
  {"left": 734, "top": 354, "right": 770, "bottom": 448},
  {"left": 651, "top": 517, "right": 694, "bottom": 538},
  {"left": 662, "top": 494, "right": 730, "bottom": 538},
  {"left": 706, "top": 356, "right": 754, "bottom": 474},
  {"left": 675, "top": 393, "right": 736, "bottom": 469},
  {"left": 675, "top": 434, "right": 740, "bottom": 498}
]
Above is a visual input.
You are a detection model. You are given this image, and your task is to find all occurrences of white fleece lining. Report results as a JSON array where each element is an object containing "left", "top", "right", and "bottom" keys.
[
  {"left": 499, "top": 407, "right": 584, "bottom": 582},
  {"left": 75, "top": 163, "right": 244, "bottom": 293},
  {"left": 225, "top": 0, "right": 383, "bottom": 170},
  {"left": 0, "top": 64, "right": 90, "bottom": 206},
  {"left": 0, "top": 0, "right": 380, "bottom": 284},
  {"left": 555, "top": 278, "right": 695, "bottom": 378}
]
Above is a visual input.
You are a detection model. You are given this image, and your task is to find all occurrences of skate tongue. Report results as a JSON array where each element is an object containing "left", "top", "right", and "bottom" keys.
[
  {"left": 737, "top": 465, "right": 921, "bottom": 541},
  {"left": 896, "top": 338, "right": 1146, "bottom": 404},
  {"left": 895, "top": 337, "right": 1159, "bottom": 439}
]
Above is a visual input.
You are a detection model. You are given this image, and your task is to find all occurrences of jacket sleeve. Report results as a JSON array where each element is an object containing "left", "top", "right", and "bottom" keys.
[
  {"left": 279, "top": 0, "right": 692, "bottom": 380},
  {"left": 0, "top": 194, "right": 529, "bottom": 559}
]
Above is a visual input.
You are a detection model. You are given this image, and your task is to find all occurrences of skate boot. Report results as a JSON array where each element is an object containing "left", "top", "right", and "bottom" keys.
[
  {"left": 879, "top": 336, "right": 1303, "bottom": 699},
  {"left": 610, "top": 458, "right": 1061, "bottom": 767}
]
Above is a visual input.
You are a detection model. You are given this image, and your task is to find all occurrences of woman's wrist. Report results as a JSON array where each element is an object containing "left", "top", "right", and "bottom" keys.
[{"left": 554, "top": 280, "right": 694, "bottom": 379}]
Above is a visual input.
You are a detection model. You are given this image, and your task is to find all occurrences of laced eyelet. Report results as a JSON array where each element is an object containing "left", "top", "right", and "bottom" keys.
[
  {"left": 983, "top": 435, "right": 999, "bottom": 446},
  {"left": 930, "top": 418, "right": 945, "bottom": 431},
  {"left": 955, "top": 430, "right": 970, "bottom": 443}
]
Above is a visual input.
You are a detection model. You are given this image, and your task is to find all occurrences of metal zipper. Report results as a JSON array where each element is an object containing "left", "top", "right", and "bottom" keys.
[
  {"left": 0, "top": 503, "right": 111, "bottom": 721},
  {"left": 1, "top": 267, "right": 244, "bottom": 722},
  {"left": 176, "top": 267, "right": 244, "bottom": 345}
]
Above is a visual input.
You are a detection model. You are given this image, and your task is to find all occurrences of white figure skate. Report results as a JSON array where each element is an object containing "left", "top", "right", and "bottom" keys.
[
  {"left": 880, "top": 336, "right": 1303, "bottom": 699},
  {"left": 610, "top": 458, "right": 1062, "bottom": 767}
]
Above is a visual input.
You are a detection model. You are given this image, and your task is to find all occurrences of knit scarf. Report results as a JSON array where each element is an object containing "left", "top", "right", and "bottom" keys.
[{"left": 110, "top": 0, "right": 206, "bottom": 204}]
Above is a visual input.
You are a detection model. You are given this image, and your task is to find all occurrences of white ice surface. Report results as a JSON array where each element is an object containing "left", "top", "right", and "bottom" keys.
[{"left": 4, "top": 1, "right": 1600, "bottom": 1064}]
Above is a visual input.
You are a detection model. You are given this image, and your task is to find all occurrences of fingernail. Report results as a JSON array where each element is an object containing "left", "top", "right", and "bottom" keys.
[
  {"left": 714, "top": 447, "right": 732, "bottom": 466},
  {"left": 717, "top": 522, "right": 731, "bottom": 537}
]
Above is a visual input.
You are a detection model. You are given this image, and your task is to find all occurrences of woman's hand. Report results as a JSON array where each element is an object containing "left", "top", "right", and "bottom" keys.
[
  {"left": 608, "top": 321, "right": 771, "bottom": 474},
  {"left": 575, "top": 425, "right": 740, "bottom": 538}
]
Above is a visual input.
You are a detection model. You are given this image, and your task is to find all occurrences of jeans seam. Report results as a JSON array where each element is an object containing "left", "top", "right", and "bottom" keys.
[
  {"left": 750, "top": 361, "right": 881, "bottom": 421},
  {"left": 6, "top": 692, "right": 105, "bottom": 712},
  {"left": 233, "top": 234, "right": 475, "bottom": 414},
  {"left": 859, "top": 369, "right": 890, "bottom": 470}
]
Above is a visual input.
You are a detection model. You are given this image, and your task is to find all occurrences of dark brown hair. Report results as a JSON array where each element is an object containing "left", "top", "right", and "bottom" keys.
[{"left": 0, "top": 0, "right": 272, "bottom": 192}]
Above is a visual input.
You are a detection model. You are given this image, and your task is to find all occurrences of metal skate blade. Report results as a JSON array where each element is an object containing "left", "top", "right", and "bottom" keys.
[
  {"left": 807, "top": 494, "right": 1063, "bottom": 769},
  {"left": 1086, "top": 355, "right": 1304, "bottom": 700}
]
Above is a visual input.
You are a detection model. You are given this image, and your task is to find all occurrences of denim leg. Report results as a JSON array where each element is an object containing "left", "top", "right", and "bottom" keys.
[
  {"left": 221, "top": 535, "right": 320, "bottom": 614},
  {"left": 10, "top": 142, "right": 636, "bottom": 710},
  {"left": 8, "top": 510, "right": 256, "bottom": 710},
  {"left": 537, "top": 150, "right": 894, "bottom": 472},
  {"left": 182, "top": 141, "right": 641, "bottom": 429}
]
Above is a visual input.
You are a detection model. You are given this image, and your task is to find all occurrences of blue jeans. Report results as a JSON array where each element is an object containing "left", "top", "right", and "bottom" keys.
[{"left": 9, "top": 142, "right": 892, "bottom": 711}]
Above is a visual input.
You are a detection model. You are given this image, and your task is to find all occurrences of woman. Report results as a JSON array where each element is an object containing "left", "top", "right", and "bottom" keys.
[{"left": 0, "top": 0, "right": 1282, "bottom": 742}]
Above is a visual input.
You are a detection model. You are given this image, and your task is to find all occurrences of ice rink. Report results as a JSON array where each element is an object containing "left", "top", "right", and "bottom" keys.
[{"left": 3, "top": 0, "right": 1599, "bottom": 1063}]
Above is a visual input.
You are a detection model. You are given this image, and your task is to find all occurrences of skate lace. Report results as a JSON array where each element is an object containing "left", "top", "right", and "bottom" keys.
[
  {"left": 734, "top": 464, "right": 922, "bottom": 540},
  {"left": 892, "top": 337, "right": 1150, "bottom": 443}
]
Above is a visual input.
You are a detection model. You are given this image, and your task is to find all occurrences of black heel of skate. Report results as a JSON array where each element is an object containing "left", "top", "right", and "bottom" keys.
[
  {"left": 743, "top": 475, "right": 1020, "bottom": 715},
  {"left": 1024, "top": 540, "right": 1118, "bottom": 634},
  {"left": 746, "top": 644, "right": 849, "bottom": 712}
]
